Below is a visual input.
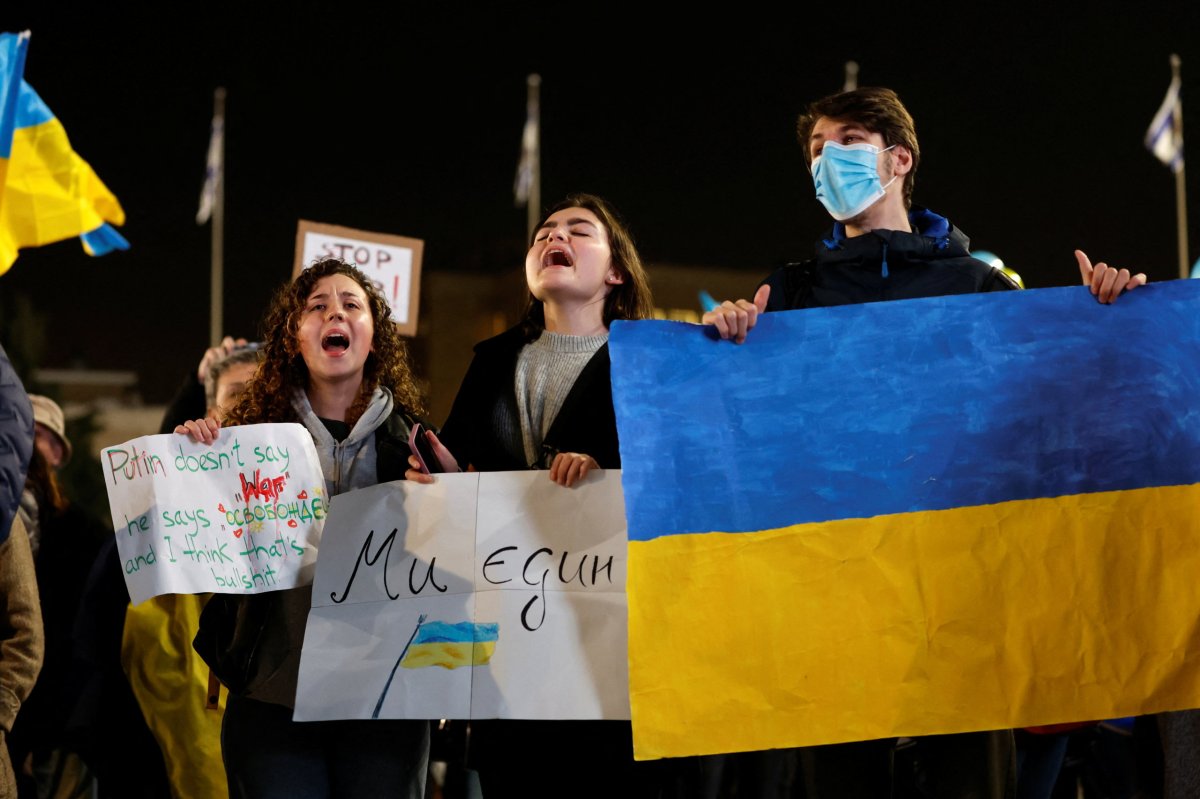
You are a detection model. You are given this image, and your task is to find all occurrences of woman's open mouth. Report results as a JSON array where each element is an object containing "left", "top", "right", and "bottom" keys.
[{"left": 322, "top": 333, "right": 349, "bottom": 353}]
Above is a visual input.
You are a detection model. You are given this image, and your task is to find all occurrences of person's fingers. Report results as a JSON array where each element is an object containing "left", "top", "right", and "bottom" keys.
[
  {"left": 198, "top": 346, "right": 222, "bottom": 380},
  {"left": 1105, "top": 268, "right": 1135, "bottom": 303},
  {"left": 1075, "top": 250, "right": 1095, "bottom": 290},
  {"left": 1126, "top": 273, "right": 1148, "bottom": 291},
  {"left": 572, "top": 456, "right": 593, "bottom": 487},
  {"left": 753, "top": 284, "right": 771, "bottom": 313},
  {"left": 705, "top": 307, "right": 733, "bottom": 340},
  {"left": 562, "top": 458, "right": 581, "bottom": 487},
  {"left": 176, "top": 418, "right": 215, "bottom": 444},
  {"left": 550, "top": 453, "right": 596, "bottom": 486},
  {"left": 733, "top": 299, "right": 758, "bottom": 343},
  {"left": 426, "top": 431, "right": 459, "bottom": 472},
  {"left": 563, "top": 455, "right": 599, "bottom": 487},
  {"left": 1097, "top": 264, "right": 1121, "bottom": 304},
  {"left": 405, "top": 468, "right": 435, "bottom": 484},
  {"left": 184, "top": 419, "right": 206, "bottom": 443}
]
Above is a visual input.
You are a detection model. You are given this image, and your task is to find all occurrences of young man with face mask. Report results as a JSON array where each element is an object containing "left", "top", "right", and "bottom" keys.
[
  {"left": 705, "top": 87, "right": 1144, "bottom": 344},
  {"left": 701, "top": 87, "right": 1147, "bottom": 798}
]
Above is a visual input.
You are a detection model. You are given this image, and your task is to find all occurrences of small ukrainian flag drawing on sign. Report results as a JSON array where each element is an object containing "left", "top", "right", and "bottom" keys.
[
  {"left": 401, "top": 620, "right": 499, "bottom": 670},
  {"left": 372, "top": 615, "right": 502, "bottom": 719}
]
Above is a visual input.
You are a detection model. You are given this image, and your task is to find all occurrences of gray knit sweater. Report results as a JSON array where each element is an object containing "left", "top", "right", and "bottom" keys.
[{"left": 515, "top": 331, "right": 607, "bottom": 466}]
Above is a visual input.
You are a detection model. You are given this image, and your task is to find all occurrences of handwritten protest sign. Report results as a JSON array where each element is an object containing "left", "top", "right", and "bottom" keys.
[
  {"left": 294, "top": 220, "right": 424, "bottom": 335},
  {"left": 101, "top": 424, "right": 327, "bottom": 604},
  {"left": 294, "top": 471, "right": 629, "bottom": 722}
]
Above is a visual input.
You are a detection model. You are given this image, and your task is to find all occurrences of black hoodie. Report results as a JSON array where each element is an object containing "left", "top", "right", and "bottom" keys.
[{"left": 762, "top": 207, "right": 1018, "bottom": 311}]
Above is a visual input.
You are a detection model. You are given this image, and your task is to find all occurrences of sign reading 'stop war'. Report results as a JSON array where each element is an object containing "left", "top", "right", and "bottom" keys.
[
  {"left": 101, "top": 423, "right": 327, "bottom": 604},
  {"left": 294, "top": 220, "right": 424, "bottom": 335}
]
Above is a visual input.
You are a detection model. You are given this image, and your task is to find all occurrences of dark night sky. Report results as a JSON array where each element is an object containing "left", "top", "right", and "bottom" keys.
[{"left": 2, "top": 4, "right": 1200, "bottom": 402}]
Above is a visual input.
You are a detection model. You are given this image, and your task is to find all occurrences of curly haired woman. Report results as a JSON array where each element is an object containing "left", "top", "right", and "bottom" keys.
[{"left": 178, "top": 258, "right": 428, "bottom": 799}]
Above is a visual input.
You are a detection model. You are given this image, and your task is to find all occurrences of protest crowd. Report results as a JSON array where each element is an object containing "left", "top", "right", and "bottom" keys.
[{"left": 2, "top": 72, "right": 1199, "bottom": 799}]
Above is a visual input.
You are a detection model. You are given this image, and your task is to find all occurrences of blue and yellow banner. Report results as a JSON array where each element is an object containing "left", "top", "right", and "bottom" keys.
[
  {"left": 0, "top": 31, "right": 127, "bottom": 275},
  {"left": 611, "top": 281, "right": 1200, "bottom": 760}
]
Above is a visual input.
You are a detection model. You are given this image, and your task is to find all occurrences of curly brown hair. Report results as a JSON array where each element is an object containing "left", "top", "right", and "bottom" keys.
[
  {"left": 225, "top": 259, "right": 424, "bottom": 426},
  {"left": 522, "top": 193, "right": 653, "bottom": 338}
]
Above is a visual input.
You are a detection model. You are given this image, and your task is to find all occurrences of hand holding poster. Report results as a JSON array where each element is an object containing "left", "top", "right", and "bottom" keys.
[
  {"left": 295, "top": 471, "right": 629, "bottom": 722},
  {"left": 101, "top": 423, "right": 327, "bottom": 604}
]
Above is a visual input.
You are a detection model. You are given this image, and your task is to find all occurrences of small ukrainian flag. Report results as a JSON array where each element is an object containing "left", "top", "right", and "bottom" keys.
[{"left": 401, "top": 620, "right": 499, "bottom": 670}]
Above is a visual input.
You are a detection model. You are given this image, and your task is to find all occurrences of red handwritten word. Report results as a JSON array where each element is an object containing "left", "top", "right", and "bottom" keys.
[{"left": 238, "top": 470, "right": 288, "bottom": 503}]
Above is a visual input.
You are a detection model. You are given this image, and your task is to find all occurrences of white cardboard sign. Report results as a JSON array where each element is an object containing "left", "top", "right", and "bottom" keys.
[
  {"left": 294, "top": 471, "right": 629, "bottom": 721},
  {"left": 100, "top": 424, "right": 327, "bottom": 604}
]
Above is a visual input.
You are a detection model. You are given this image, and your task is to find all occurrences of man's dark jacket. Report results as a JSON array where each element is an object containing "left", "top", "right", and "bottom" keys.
[{"left": 762, "top": 207, "right": 1017, "bottom": 311}]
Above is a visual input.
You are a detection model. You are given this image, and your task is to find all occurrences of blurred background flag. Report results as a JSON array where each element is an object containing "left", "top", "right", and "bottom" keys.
[
  {"left": 195, "top": 101, "right": 223, "bottom": 224},
  {"left": 513, "top": 74, "right": 539, "bottom": 208},
  {"left": 1146, "top": 64, "right": 1183, "bottom": 172},
  {"left": 0, "top": 30, "right": 128, "bottom": 275}
]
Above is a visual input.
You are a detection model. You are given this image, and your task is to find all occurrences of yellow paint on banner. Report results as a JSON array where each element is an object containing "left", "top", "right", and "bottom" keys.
[
  {"left": 401, "top": 641, "right": 497, "bottom": 670},
  {"left": 629, "top": 483, "right": 1200, "bottom": 760}
]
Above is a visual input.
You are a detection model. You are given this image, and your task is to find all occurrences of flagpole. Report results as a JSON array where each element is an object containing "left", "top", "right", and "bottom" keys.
[
  {"left": 1171, "top": 55, "right": 1188, "bottom": 279},
  {"left": 843, "top": 61, "right": 859, "bottom": 92},
  {"left": 526, "top": 74, "right": 542, "bottom": 241},
  {"left": 372, "top": 613, "right": 427, "bottom": 719},
  {"left": 210, "top": 87, "right": 226, "bottom": 346}
]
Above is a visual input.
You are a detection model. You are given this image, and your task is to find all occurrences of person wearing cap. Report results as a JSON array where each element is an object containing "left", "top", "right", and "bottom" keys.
[
  {"left": 27, "top": 396, "right": 71, "bottom": 471},
  {"left": 10, "top": 396, "right": 106, "bottom": 797}
]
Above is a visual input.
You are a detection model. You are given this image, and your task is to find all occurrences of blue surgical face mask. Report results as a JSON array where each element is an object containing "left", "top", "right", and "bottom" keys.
[{"left": 811, "top": 141, "right": 897, "bottom": 221}]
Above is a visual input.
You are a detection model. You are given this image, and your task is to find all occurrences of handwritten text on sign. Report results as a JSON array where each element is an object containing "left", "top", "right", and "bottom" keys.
[
  {"left": 294, "top": 220, "right": 424, "bottom": 335},
  {"left": 294, "top": 471, "right": 629, "bottom": 722},
  {"left": 101, "top": 424, "right": 327, "bottom": 604}
]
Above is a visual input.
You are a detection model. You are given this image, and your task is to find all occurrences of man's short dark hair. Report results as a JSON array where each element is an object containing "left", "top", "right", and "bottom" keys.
[{"left": 797, "top": 87, "right": 920, "bottom": 209}]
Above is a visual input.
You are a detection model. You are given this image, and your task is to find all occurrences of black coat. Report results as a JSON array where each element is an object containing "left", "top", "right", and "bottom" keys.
[
  {"left": 439, "top": 326, "right": 621, "bottom": 471},
  {"left": 762, "top": 207, "right": 1017, "bottom": 311}
]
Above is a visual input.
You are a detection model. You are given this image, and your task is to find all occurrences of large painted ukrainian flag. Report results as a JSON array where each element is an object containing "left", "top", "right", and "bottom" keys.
[
  {"left": 0, "top": 31, "right": 128, "bottom": 275},
  {"left": 610, "top": 281, "right": 1200, "bottom": 760}
]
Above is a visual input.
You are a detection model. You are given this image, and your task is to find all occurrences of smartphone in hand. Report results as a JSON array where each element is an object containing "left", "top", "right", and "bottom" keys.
[{"left": 408, "top": 423, "right": 444, "bottom": 475}]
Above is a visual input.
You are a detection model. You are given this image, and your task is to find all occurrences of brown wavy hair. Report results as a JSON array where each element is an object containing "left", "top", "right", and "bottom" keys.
[
  {"left": 797, "top": 87, "right": 920, "bottom": 209},
  {"left": 226, "top": 259, "right": 424, "bottom": 426},
  {"left": 522, "top": 193, "right": 653, "bottom": 338}
]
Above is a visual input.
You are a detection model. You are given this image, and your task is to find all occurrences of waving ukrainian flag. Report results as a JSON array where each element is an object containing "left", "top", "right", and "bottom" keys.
[
  {"left": 611, "top": 281, "right": 1200, "bottom": 760},
  {"left": 0, "top": 31, "right": 128, "bottom": 275}
]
